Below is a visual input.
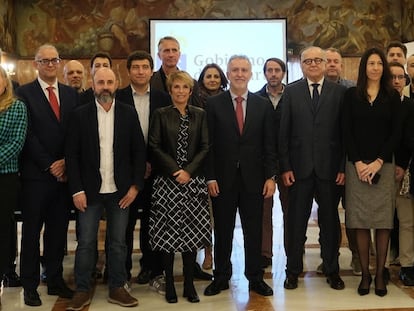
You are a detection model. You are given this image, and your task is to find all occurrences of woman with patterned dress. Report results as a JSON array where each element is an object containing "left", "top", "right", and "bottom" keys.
[
  {"left": 149, "top": 71, "right": 210, "bottom": 304},
  {"left": 0, "top": 67, "right": 27, "bottom": 308}
]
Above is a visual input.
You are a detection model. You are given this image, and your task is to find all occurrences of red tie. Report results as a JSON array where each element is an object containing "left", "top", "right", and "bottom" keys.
[
  {"left": 47, "top": 86, "right": 60, "bottom": 120},
  {"left": 235, "top": 96, "right": 244, "bottom": 134}
]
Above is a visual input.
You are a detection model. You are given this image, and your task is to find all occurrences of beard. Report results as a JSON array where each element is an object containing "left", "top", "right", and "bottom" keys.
[{"left": 94, "top": 90, "right": 115, "bottom": 104}]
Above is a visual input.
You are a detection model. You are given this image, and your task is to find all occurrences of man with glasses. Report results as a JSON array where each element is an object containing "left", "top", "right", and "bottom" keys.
[
  {"left": 16, "top": 44, "right": 79, "bottom": 306},
  {"left": 389, "top": 62, "right": 414, "bottom": 287},
  {"left": 279, "top": 46, "right": 346, "bottom": 291}
]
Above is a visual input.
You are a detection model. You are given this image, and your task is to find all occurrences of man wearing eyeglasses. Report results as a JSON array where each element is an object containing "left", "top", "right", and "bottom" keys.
[
  {"left": 15, "top": 44, "right": 79, "bottom": 306},
  {"left": 278, "top": 46, "right": 346, "bottom": 291},
  {"left": 389, "top": 62, "right": 414, "bottom": 287}
]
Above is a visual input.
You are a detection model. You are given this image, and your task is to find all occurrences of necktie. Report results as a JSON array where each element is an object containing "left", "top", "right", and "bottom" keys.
[
  {"left": 47, "top": 86, "right": 60, "bottom": 120},
  {"left": 311, "top": 83, "right": 320, "bottom": 110},
  {"left": 235, "top": 96, "right": 244, "bottom": 134}
]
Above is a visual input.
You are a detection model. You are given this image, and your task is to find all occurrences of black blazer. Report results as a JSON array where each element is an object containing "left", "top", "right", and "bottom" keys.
[
  {"left": 150, "top": 68, "right": 202, "bottom": 107},
  {"left": 149, "top": 105, "right": 209, "bottom": 177},
  {"left": 115, "top": 85, "right": 171, "bottom": 122},
  {"left": 279, "top": 79, "right": 346, "bottom": 180},
  {"left": 206, "top": 91, "right": 277, "bottom": 193},
  {"left": 16, "top": 79, "right": 78, "bottom": 181},
  {"left": 65, "top": 100, "right": 146, "bottom": 204}
]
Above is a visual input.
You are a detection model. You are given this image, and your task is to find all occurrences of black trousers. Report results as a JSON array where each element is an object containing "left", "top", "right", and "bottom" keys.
[
  {"left": 286, "top": 173, "right": 340, "bottom": 276},
  {"left": 211, "top": 173, "right": 264, "bottom": 283},
  {"left": 125, "top": 177, "right": 162, "bottom": 280},
  {"left": 0, "top": 173, "right": 19, "bottom": 276},
  {"left": 20, "top": 180, "right": 71, "bottom": 290}
]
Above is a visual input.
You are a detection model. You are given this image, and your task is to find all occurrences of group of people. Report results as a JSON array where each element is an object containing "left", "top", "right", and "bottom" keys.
[{"left": 1, "top": 35, "right": 413, "bottom": 311}]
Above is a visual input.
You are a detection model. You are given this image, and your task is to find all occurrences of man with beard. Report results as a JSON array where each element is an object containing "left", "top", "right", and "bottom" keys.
[
  {"left": 65, "top": 67, "right": 146, "bottom": 310},
  {"left": 255, "top": 58, "right": 286, "bottom": 268}
]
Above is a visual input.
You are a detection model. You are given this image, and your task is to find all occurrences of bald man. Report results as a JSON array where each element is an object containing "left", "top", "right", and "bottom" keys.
[{"left": 63, "top": 60, "right": 85, "bottom": 93}]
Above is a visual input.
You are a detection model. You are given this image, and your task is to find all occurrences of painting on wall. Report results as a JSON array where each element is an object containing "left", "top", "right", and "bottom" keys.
[
  {"left": 0, "top": 0, "right": 16, "bottom": 54},
  {"left": 15, "top": 0, "right": 402, "bottom": 58}
]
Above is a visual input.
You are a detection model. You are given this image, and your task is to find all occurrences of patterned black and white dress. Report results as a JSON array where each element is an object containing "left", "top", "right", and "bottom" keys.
[{"left": 149, "top": 113, "right": 211, "bottom": 252}]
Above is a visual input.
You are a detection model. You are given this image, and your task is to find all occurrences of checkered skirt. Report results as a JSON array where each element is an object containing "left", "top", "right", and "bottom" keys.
[{"left": 149, "top": 175, "right": 211, "bottom": 252}]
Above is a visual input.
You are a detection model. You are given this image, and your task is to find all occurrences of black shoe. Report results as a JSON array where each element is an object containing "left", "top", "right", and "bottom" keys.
[
  {"left": 399, "top": 267, "right": 414, "bottom": 286},
  {"left": 136, "top": 269, "right": 151, "bottom": 284},
  {"left": 261, "top": 256, "right": 272, "bottom": 268},
  {"left": 48, "top": 281, "right": 74, "bottom": 299},
  {"left": 374, "top": 277, "right": 387, "bottom": 297},
  {"left": 357, "top": 275, "right": 372, "bottom": 296},
  {"left": 24, "top": 290, "right": 42, "bottom": 306},
  {"left": 326, "top": 273, "right": 345, "bottom": 290},
  {"left": 283, "top": 274, "right": 298, "bottom": 290},
  {"left": 249, "top": 280, "right": 273, "bottom": 296},
  {"left": 2, "top": 272, "right": 21, "bottom": 287},
  {"left": 203, "top": 280, "right": 229, "bottom": 296},
  {"left": 194, "top": 263, "right": 213, "bottom": 280}
]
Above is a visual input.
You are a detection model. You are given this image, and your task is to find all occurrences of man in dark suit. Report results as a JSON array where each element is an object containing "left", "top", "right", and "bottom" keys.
[
  {"left": 278, "top": 46, "right": 346, "bottom": 290},
  {"left": 79, "top": 52, "right": 112, "bottom": 106},
  {"left": 150, "top": 36, "right": 200, "bottom": 107},
  {"left": 16, "top": 44, "right": 78, "bottom": 306},
  {"left": 255, "top": 57, "right": 286, "bottom": 268},
  {"left": 65, "top": 67, "right": 146, "bottom": 310},
  {"left": 116, "top": 50, "right": 170, "bottom": 290},
  {"left": 204, "top": 55, "right": 277, "bottom": 297}
]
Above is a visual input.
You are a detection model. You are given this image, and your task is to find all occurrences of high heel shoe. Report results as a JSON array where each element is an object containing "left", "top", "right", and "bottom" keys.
[
  {"left": 357, "top": 275, "right": 372, "bottom": 296},
  {"left": 374, "top": 277, "right": 387, "bottom": 297}
]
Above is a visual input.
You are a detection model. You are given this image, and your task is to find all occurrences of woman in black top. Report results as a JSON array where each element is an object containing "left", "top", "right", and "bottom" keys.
[
  {"left": 343, "top": 47, "right": 402, "bottom": 297},
  {"left": 149, "top": 71, "right": 210, "bottom": 303}
]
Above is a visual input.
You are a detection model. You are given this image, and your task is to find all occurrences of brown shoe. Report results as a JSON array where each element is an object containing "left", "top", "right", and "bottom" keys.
[
  {"left": 66, "top": 291, "right": 91, "bottom": 311},
  {"left": 108, "top": 287, "right": 138, "bottom": 307}
]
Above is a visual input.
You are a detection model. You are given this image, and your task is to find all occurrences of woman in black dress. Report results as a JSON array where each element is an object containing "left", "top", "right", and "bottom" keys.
[{"left": 149, "top": 71, "right": 210, "bottom": 303}]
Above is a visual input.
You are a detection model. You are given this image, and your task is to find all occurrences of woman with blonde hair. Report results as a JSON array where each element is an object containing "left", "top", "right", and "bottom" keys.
[
  {"left": 0, "top": 67, "right": 28, "bottom": 307},
  {"left": 149, "top": 71, "right": 210, "bottom": 303}
]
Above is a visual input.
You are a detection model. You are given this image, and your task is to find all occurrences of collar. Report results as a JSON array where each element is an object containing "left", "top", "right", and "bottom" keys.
[
  {"left": 307, "top": 77, "right": 324, "bottom": 87},
  {"left": 230, "top": 90, "right": 248, "bottom": 101},
  {"left": 38, "top": 77, "right": 58, "bottom": 90},
  {"left": 266, "top": 83, "right": 285, "bottom": 96},
  {"left": 131, "top": 84, "right": 150, "bottom": 96}
]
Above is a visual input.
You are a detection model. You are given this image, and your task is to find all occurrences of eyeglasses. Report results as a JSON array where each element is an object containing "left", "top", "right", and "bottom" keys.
[
  {"left": 36, "top": 58, "right": 61, "bottom": 66},
  {"left": 302, "top": 58, "right": 324, "bottom": 65},
  {"left": 392, "top": 74, "right": 405, "bottom": 80}
]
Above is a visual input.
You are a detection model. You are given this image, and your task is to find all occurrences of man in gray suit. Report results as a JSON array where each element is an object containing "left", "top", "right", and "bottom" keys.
[{"left": 279, "top": 46, "right": 346, "bottom": 290}]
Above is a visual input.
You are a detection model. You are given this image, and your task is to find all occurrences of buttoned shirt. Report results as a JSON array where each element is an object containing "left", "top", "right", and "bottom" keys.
[
  {"left": 37, "top": 77, "right": 60, "bottom": 106},
  {"left": 131, "top": 85, "right": 150, "bottom": 144},
  {"left": 96, "top": 100, "right": 117, "bottom": 194},
  {"left": 307, "top": 77, "right": 324, "bottom": 99}
]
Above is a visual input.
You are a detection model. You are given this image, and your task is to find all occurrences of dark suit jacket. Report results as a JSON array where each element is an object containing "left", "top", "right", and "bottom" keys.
[
  {"left": 79, "top": 88, "right": 94, "bottom": 106},
  {"left": 206, "top": 91, "right": 277, "bottom": 193},
  {"left": 16, "top": 79, "right": 78, "bottom": 181},
  {"left": 65, "top": 100, "right": 146, "bottom": 204},
  {"left": 150, "top": 68, "right": 201, "bottom": 107},
  {"left": 278, "top": 79, "right": 346, "bottom": 180},
  {"left": 115, "top": 85, "right": 171, "bottom": 122}
]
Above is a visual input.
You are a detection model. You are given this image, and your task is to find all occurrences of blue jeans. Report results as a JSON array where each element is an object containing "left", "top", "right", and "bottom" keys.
[{"left": 75, "top": 192, "right": 129, "bottom": 291}]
